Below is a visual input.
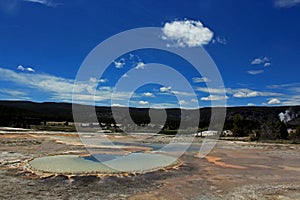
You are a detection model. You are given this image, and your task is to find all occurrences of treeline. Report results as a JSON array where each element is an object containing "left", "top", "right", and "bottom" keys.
[
  {"left": 228, "top": 114, "right": 300, "bottom": 141},
  {"left": 0, "top": 101, "right": 299, "bottom": 141}
]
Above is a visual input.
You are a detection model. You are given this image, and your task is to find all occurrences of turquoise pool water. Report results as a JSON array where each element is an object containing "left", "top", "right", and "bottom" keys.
[{"left": 29, "top": 153, "right": 178, "bottom": 174}]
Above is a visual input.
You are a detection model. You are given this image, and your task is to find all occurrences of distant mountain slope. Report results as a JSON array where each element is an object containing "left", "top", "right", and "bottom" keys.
[{"left": 0, "top": 100, "right": 299, "bottom": 128}]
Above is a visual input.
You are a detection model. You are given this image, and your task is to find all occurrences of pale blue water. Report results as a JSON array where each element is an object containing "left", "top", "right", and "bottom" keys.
[
  {"left": 29, "top": 153, "right": 177, "bottom": 174},
  {"left": 100, "top": 141, "right": 201, "bottom": 152}
]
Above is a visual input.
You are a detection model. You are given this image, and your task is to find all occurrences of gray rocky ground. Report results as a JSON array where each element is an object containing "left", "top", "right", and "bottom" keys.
[{"left": 0, "top": 128, "right": 299, "bottom": 199}]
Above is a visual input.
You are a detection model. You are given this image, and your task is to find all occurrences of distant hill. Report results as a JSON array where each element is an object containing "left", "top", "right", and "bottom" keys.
[{"left": 0, "top": 100, "right": 299, "bottom": 128}]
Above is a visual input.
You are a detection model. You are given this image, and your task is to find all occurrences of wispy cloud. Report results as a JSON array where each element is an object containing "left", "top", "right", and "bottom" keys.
[
  {"left": 0, "top": 67, "right": 74, "bottom": 94},
  {"left": 267, "top": 82, "right": 300, "bottom": 89},
  {"left": 274, "top": 0, "right": 300, "bottom": 7},
  {"left": 157, "top": 87, "right": 197, "bottom": 97},
  {"left": 201, "top": 95, "right": 228, "bottom": 101},
  {"left": 192, "top": 77, "right": 210, "bottom": 83},
  {"left": 196, "top": 86, "right": 282, "bottom": 98},
  {"left": 247, "top": 70, "right": 264, "bottom": 75},
  {"left": 162, "top": 19, "right": 213, "bottom": 47},
  {"left": 172, "top": 90, "right": 196, "bottom": 97},
  {"left": 0, "top": 1, "right": 19, "bottom": 14},
  {"left": 23, "top": 0, "right": 61, "bottom": 8},
  {"left": 233, "top": 90, "right": 276, "bottom": 98},
  {"left": 195, "top": 87, "right": 226, "bottom": 94},
  {"left": 89, "top": 77, "right": 107, "bottom": 83},
  {"left": 178, "top": 100, "right": 187, "bottom": 105},
  {"left": 0, "top": 88, "right": 30, "bottom": 101},
  {"left": 0, "top": 89, "right": 27, "bottom": 97},
  {"left": 280, "top": 95, "right": 300, "bottom": 105},
  {"left": 212, "top": 36, "right": 227, "bottom": 45},
  {"left": 150, "top": 103, "right": 179, "bottom": 109},
  {"left": 0, "top": 67, "right": 131, "bottom": 104},
  {"left": 233, "top": 91, "right": 259, "bottom": 98},
  {"left": 233, "top": 89, "right": 281, "bottom": 98},
  {"left": 265, "top": 83, "right": 300, "bottom": 105}
]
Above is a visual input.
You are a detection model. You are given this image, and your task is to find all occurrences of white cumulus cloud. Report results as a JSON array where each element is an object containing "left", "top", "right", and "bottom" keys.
[
  {"left": 268, "top": 98, "right": 281, "bottom": 105},
  {"left": 251, "top": 58, "right": 263, "bottom": 65},
  {"left": 114, "top": 58, "right": 125, "bottom": 68},
  {"left": 248, "top": 57, "right": 271, "bottom": 75},
  {"left": 112, "top": 103, "right": 125, "bottom": 107},
  {"left": 17, "top": 65, "right": 35, "bottom": 73},
  {"left": 138, "top": 100, "right": 149, "bottom": 105},
  {"left": 26, "top": 67, "right": 35, "bottom": 72},
  {"left": 135, "top": 62, "right": 145, "bottom": 70},
  {"left": 251, "top": 57, "right": 270, "bottom": 65},
  {"left": 143, "top": 92, "right": 154, "bottom": 97},
  {"left": 17, "top": 65, "right": 25, "bottom": 71},
  {"left": 250, "top": 56, "right": 271, "bottom": 67},
  {"left": 162, "top": 19, "right": 214, "bottom": 47},
  {"left": 160, "top": 86, "right": 172, "bottom": 92}
]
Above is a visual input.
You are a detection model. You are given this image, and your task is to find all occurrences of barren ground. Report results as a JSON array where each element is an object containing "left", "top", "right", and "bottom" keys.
[{"left": 0, "top": 128, "right": 299, "bottom": 199}]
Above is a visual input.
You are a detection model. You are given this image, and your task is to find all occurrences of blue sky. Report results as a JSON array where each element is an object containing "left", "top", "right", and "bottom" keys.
[{"left": 0, "top": 0, "right": 299, "bottom": 108}]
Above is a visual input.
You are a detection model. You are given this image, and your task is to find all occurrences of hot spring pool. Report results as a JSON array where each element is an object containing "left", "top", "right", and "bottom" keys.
[{"left": 29, "top": 153, "right": 179, "bottom": 174}]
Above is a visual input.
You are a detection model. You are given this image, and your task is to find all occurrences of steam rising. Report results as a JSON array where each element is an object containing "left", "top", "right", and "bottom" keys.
[{"left": 278, "top": 110, "right": 297, "bottom": 123}]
